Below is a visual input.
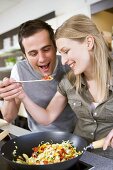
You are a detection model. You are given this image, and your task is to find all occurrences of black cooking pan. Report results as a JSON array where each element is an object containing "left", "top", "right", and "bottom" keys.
[{"left": 0, "top": 131, "right": 104, "bottom": 170}]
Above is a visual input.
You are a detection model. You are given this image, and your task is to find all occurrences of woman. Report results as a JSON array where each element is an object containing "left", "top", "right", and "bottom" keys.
[
  {"left": 54, "top": 14, "right": 113, "bottom": 158},
  {"left": 2, "top": 14, "right": 113, "bottom": 158}
]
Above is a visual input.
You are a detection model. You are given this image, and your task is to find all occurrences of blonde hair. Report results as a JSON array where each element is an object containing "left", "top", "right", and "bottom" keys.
[{"left": 55, "top": 14, "right": 112, "bottom": 102}]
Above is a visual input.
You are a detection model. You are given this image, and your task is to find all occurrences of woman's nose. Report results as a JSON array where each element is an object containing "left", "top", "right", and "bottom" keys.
[{"left": 61, "top": 56, "right": 68, "bottom": 65}]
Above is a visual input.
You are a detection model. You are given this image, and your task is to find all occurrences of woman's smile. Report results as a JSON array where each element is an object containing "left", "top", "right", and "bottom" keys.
[{"left": 68, "top": 62, "right": 76, "bottom": 70}]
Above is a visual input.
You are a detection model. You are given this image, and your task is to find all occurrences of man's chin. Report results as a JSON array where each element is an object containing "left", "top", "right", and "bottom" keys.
[
  {"left": 40, "top": 71, "right": 51, "bottom": 76},
  {"left": 38, "top": 67, "right": 52, "bottom": 76}
]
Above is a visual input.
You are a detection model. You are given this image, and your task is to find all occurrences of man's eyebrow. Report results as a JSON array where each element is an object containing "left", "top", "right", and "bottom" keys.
[
  {"left": 41, "top": 45, "right": 52, "bottom": 50},
  {"left": 27, "top": 45, "right": 52, "bottom": 54},
  {"left": 28, "top": 50, "right": 36, "bottom": 54}
]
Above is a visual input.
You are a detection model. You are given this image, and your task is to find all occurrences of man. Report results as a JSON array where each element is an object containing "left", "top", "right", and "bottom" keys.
[{"left": 0, "top": 19, "right": 76, "bottom": 132}]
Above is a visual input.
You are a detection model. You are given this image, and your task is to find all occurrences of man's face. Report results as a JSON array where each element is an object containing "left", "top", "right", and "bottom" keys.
[{"left": 22, "top": 29, "right": 56, "bottom": 76}]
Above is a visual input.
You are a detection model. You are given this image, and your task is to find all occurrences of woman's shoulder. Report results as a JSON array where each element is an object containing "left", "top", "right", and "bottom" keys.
[
  {"left": 59, "top": 73, "right": 74, "bottom": 89},
  {"left": 60, "top": 74, "right": 69, "bottom": 82}
]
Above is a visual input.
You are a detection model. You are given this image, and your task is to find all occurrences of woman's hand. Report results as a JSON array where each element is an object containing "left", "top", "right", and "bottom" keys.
[
  {"left": 103, "top": 129, "right": 113, "bottom": 150},
  {"left": 0, "top": 77, "right": 23, "bottom": 101}
]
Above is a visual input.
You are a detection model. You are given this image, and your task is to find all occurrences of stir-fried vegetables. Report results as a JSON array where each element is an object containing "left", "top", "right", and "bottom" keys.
[{"left": 15, "top": 141, "right": 82, "bottom": 165}]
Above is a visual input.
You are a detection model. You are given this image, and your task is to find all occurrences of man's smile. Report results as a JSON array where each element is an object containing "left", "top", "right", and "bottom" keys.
[{"left": 38, "top": 63, "right": 50, "bottom": 72}]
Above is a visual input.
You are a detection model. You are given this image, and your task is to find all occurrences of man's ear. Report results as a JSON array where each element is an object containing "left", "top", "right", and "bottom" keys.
[{"left": 86, "top": 35, "right": 94, "bottom": 50}]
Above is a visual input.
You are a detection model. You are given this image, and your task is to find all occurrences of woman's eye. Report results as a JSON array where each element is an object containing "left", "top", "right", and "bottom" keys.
[{"left": 64, "top": 50, "right": 68, "bottom": 54}]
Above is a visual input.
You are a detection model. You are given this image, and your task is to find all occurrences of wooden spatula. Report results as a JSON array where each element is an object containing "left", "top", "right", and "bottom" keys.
[{"left": 0, "top": 130, "right": 9, "bottom": 141}]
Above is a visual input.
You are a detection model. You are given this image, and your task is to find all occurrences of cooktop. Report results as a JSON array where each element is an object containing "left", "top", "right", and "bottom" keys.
[
  {"left": 0, "top": 158, "right": 94, "bottom": 170},
  {"left": 0, "top": 129, "right": 94, "bottom": 170},
  {"left": 69, "top": 161, "right": 94, "bottom": 170}
]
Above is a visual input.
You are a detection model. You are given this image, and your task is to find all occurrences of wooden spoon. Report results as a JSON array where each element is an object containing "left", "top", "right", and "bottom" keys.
[{"left": 84, "top": 138, "right": 105, "bottom": 150}]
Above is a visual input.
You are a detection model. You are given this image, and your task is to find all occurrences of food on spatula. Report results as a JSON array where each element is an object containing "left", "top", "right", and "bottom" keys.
[{"left": 41, "top": 75, "right": 53, "bottom": 80}]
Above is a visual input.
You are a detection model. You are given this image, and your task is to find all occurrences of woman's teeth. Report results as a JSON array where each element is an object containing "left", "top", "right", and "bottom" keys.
[{"left": 69, "top": 63, "right": 75, "bottom": 68}]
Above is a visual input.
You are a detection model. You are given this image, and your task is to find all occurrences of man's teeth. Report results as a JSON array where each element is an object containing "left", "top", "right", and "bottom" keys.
[
  {"left": 41, "top": 65, "right": 48, "bottom": 69},
  {"left": 40, "top": 64, "right": 49, "bottom": 69}
]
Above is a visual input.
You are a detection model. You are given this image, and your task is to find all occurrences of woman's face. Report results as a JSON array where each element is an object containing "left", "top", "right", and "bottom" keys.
[{"left": 56, "top": 38, "right": 93, "bottom": 75}]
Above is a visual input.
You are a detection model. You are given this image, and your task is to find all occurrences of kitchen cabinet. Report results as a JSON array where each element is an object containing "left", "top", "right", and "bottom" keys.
[
  {"left": 90, "top": 0, "right": 113, "bottom": 15},
  {"left": 87, "top": 0, "right": 113, "bottom": 51}
]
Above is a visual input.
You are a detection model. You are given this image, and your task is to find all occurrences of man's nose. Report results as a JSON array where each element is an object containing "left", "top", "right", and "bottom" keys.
[{"left": 38, "top": 52, "right": 45, "bottom": 62}]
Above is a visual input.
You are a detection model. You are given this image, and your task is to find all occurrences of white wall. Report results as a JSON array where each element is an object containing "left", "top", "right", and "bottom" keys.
[
  {"left": 0, "top": 0, "right": 90, "bottom": 34},
  {"left": 47, "top": 8, "right": 90, "bottom": 31}
]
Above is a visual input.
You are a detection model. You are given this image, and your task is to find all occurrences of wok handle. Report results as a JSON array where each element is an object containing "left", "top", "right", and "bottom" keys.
[
  {"left": 0, "top": 130, "right": 9, "bottom": 141},
  {"left": 92, "top": 138, "right": 105, "bottom": 149}
]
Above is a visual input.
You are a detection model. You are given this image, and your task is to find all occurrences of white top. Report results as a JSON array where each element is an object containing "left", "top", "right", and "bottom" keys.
[
  {"left": 10, "top": 64, "right": 27, "bottom": 118},
  {"left": 10, "top": 64, "right": 20, "bottom": 81},
  {"left": 92, "top": 102, "right": 99, "bottom": 108}
]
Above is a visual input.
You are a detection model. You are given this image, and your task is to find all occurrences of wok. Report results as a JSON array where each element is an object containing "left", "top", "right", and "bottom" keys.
[{"left": 0, "top": 131, "right": 104, "bottom": 170}]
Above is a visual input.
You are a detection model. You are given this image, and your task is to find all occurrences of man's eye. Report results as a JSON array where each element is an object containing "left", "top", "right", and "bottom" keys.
[
  {"left": 30, "top": 52, "right": 37, "bottom": 57},
  {"left": 43, "top": 48, "right": 50, "bottom": 52}
]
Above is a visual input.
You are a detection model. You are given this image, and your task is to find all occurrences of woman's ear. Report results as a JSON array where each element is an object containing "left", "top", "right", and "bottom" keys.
[{"left": 86, "top": 35, "right": 94, "bottom": 50}]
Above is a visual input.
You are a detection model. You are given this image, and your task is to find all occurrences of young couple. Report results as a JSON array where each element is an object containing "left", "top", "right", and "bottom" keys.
[{"left": 0, "top": 14, "right": 113, "bottom": 159}]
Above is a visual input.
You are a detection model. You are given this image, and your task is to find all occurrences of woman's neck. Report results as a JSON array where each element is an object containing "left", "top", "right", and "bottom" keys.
[{"left": 86, "top": 79, "right": 101, "bottom": 102}]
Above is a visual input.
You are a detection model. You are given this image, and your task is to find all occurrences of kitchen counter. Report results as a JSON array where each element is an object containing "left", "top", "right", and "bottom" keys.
[
  {"left": 81, "top": 150, "right": 113, "bottom": 170},
  {"left": 0, "top": 121, "right": 113, "bottom": 170},
  {"left": 0, "top": 119, "right": 31, "bottom": 136}
]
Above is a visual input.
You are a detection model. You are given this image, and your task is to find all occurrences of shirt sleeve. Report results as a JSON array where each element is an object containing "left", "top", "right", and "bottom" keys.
[
  {"left": 10, "top": 64, "right": 20, "bottom": 81},
  {"left": 57, "top": 76, "right": 67, "bottom": 97}
]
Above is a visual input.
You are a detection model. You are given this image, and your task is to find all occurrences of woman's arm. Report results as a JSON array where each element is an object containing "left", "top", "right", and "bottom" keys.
[
  {"left": 103, "top": 129, "right": 113, "bottom": 150},
  {"left": 21, "top": 91, "right": 67, "bottom": 125}
]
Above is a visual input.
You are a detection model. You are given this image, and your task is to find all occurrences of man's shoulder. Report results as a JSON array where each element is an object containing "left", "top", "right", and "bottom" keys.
[
  {"left": 16, "top": 59, "right": 28, "bottom": 69},
  {"left": 17, "top": 59, "right": 27, "bottom": 65}
]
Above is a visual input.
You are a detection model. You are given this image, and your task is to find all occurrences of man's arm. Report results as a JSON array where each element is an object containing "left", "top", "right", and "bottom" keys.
[
  {"left": 20, "top": 90, "right": 67, "bottom": 125},
  {"left": 1, "top": 99, "right": 21, "bottom": 122},
  {"left": 0, "top": 78, "right": 22, "bottom": 122}
]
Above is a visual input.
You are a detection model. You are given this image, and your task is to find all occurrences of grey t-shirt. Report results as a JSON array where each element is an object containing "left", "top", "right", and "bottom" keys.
[{"left": 11, "top": 56, "right": 76, "bottom": 132}]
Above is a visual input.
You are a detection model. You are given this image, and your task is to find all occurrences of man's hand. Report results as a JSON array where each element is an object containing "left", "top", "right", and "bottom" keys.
[
  {"left": 0, "top": 77, "right": 23, "bottom": 101},
  {"left": 103, "top": 129, "right": 113, "bottom": 150}
]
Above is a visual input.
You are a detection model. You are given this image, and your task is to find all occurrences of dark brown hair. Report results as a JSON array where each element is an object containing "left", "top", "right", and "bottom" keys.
[{"left": 18, "top": 19, "right": 56, "bottom": 54}]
